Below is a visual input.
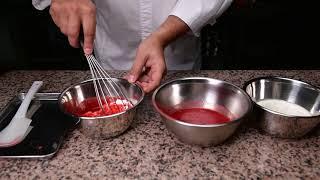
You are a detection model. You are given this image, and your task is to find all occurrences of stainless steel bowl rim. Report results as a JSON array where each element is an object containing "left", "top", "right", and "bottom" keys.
[
  {"left": 152, "top": 77, "right": 253, "bottom": 127},
  {"left": 244, "top": 76, "right": 320, "bottom": 118},
  {"left": 58, "top": 78, "right": 145, "bottom": 120}
]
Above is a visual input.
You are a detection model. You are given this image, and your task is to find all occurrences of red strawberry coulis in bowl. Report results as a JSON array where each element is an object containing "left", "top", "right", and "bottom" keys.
[
  {"left": 152, "top": 77, "right": 252, "bottom": 146},
  {"left": 58, "top": 78, "right": 144, "bottom": 139}
]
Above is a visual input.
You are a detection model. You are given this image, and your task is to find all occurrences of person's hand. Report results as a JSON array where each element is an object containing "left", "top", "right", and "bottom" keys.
[
  {"left": 49, "top": 0, "right": 96, "bottom": 54},
  {"left": 125, "top": 15, "right": 190, "bottom": 93},
  {"left": 125, "top": 34, "right": 167, "bottom": 93}
]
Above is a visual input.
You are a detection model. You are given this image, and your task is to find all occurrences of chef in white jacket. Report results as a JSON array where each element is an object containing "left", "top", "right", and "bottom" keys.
[{"left": 32, "top": 0, "right": 232, "bottom": 92}]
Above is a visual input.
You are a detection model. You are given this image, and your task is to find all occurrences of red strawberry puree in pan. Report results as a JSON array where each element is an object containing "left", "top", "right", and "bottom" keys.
[
  {"left": 159, "top": 103, "right": 234, "bottom": 125},
  {"left": 64, "top": 97, "right": 132, "bottom": 117},
  {"left": 170, "top": 108, "right": 231, "bottom": 124}
]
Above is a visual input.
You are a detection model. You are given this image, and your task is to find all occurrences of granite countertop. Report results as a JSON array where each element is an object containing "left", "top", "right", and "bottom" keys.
[{"left": 0, "top": 70, "right": 319, "bottom": 179}]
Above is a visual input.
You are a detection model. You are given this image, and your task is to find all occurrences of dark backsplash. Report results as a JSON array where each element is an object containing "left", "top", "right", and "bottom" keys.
[
  {"left": 1, "top": 1, "right": 318, "bottom": 71},
  {"left": 1, "top": 1, "right": 87, "bottom": 71},
  {"left": 201, "top": 1, "right": 319, "bottom": 69}
]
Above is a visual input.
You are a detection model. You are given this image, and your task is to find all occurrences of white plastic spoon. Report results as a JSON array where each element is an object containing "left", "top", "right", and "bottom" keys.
[{"left": 0, "top": 81, "right": 43, "bottom": 147}]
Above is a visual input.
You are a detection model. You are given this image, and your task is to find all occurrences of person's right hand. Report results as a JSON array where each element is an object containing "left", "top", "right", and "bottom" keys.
[{"left": 49, "top": 0, "right": 96, "bottom": 54}]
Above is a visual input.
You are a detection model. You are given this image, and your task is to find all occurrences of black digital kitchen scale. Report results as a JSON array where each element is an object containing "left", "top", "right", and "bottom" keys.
[{"left": 0, "top": 93, "right": 79, "bottom": 159}]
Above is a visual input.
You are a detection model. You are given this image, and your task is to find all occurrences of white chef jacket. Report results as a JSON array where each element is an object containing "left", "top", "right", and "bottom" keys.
[{"left": 32, "top": 0, "right": 232, "bottom": 70}]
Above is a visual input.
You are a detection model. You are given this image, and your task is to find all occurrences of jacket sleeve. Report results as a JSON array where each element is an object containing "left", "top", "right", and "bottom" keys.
[
  {"left": 32, "top": 0, "right": 51, "bottom": 10},
  {"left": 170, "top": 0, "right": 233, "bottom": 36}
]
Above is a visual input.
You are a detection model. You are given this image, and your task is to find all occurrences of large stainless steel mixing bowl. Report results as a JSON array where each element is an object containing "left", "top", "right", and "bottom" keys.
[
  {"left": 152, "top": 77, "right": 252, "bottom": 147},
  {"left": 58, "top": 78, "right": 144, "bottom": 139},
  {"left": 245, "top": 76, "right": 320, "bottom": 138}
]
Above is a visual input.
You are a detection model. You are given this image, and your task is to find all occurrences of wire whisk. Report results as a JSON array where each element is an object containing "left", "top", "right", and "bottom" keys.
[{"left": 84, "top": 52, "right": 133, "bottom": 115}]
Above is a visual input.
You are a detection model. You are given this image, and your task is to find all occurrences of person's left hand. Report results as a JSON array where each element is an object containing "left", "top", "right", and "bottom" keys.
[
  {"left": 125, "top": 15, "right": 189, "bottom": 93},
  {"left": 125, "top": 34, "right": 167, "bottom": 93}
]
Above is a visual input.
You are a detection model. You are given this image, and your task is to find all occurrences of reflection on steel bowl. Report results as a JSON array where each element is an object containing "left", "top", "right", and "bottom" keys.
[
  {"left": 58, "top": 78, "right": 144, "bottom": 139},
  {"left": 245, "top": 76, "right": 320, "bottom": 138}
]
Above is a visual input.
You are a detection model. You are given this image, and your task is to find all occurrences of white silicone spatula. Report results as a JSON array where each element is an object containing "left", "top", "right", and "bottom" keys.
[{"left": 0, "top": 81, "right": 43, "bottom": 147}]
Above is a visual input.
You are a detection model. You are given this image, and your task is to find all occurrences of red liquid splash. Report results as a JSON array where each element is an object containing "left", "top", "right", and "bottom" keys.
[
  {"left": 64, "top": 97, "right": 132, "bottom": 117},
  {"left": 170, "top": 108, "right": 231, "bottom": 125}
]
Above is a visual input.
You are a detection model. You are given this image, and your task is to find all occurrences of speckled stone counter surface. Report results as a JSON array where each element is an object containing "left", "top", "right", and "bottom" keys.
[{"left": 0, "top": 70, "right": 319, "bottom": 179}]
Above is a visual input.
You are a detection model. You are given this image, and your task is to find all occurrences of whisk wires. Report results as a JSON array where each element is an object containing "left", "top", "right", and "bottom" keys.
[{"left": 85, "top": 54, "right": 132, "bottom": 114}]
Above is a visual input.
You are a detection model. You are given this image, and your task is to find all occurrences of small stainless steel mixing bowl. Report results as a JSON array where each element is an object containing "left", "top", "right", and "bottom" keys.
[
  {"left": 245, "top": 76, "right": 320, "bottom": 138},
  {"left": 58, "top": 78, "right": 144, "bottom": 139},
  {"left": 152, "top": 77, "right": 252, "bottom": 147}
]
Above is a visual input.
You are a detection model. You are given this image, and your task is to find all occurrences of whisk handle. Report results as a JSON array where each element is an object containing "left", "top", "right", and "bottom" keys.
[{"left": 79, "top": 40, "right": 84, "bottom": 48}]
